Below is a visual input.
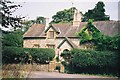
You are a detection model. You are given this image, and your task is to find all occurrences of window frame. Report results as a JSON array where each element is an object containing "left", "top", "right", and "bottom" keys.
[
  {"left": 48, "top": 31, "right": 54, "bottom": 39},
  {"left": 46, "top": 44, "right": 55, "bottom": 49}
]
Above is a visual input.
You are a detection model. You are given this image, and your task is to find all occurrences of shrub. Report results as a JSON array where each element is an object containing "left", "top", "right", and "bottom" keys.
[
  {"left": 60, "top": 51, "right": 72, "bottom": 62},
  {"left": 62, "top": 48, "right": 119, "bottom": 76},
  {"left": 24, "top": 48, "right": 55, "bottom": 64},
  {"left": 2, "top": 47, "right": 55, "bottom": 64},
  {"left": 71, "top": 49, "right": 119, "bottom": 68},
  {"left": 2, "top": 47, "right": 24, "bottom": 64}
]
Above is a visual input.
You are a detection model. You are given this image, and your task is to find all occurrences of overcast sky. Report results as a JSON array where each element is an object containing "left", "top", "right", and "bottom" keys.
[
  {"left": 9, "top": 0, "right": 120, "bottom": 21},
  {"left": 11, "top": 0, "right": 119, "bottom": 21}
]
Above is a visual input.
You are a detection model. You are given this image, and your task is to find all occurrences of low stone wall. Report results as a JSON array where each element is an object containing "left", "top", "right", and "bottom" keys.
[
  {"left": 31, "top": 64, "right": 49, "bottom": 71},
  {"left": 2, "top": 62, "right": 65, "bottom": 78},
  {"left": 2, "top": 64, "right": 32, "bottom": 78},
  {"left": 31, "top": 61, "right": 64, "bottom": 73}
]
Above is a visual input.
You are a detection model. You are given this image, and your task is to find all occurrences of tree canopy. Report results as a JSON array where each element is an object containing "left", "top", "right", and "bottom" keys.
[
  {"left": 0, "top": 0, "right": 24, "bottom": 29},
  {"left": 84, "top": 1, "right": 110, "bottom": 21},
  {"left": 51, "top": 7, "right": 77, "bottom": 23},
  {"left": 2, "top": 30, "right": 23, "bottom": 47}
]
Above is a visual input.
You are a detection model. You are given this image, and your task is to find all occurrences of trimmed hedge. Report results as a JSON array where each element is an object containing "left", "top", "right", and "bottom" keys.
[
  {"left": 2, "top": 47, "right": 24, "bottom": 64},
  {"left": 2, "top": 47, "right": 55, "bottom": 64},
  {"left": 62, "top": 48, "right": 119, "bottom": 76},
  {"left": 24, "top": 48, "right": 55, "bottom": 63},
  {"left": 71, "top": 49, "right": 119, "bottom": 68}
]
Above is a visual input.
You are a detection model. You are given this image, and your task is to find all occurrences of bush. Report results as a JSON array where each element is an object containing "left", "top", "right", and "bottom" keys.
[
  {"left": 2, "top": 47, "right": 24, "bottom": 64},
  {"left": 60, "top": 51, "right": 72, "bottom": 62},
  {"left": 24, "top": 48, "right": 55, "bottom": 64},
  {"left": 63, "top": 48, "right": 119, "bottom": 76},
  {"left": 71, "top": 49, "right": 119, "bottom": 68},
  {"left": 2, "top": 47, "right": 55, "bottom": 64}
]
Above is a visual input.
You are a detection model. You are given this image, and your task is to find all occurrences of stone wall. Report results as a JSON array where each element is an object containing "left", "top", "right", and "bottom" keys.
[{"left": 23, "top": 37, "right": 83, "bottom": 58}]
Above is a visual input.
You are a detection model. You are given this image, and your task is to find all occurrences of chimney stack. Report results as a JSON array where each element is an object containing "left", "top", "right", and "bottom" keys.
[
  {"left": 45, "top": 18, "right": 49, "bottom": 30},
  {"left": 73, "top": 9, "right": 82, "bottom": 26}
]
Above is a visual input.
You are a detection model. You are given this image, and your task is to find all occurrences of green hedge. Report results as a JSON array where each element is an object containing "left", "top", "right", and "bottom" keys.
[
  {"left": 2, "top": 47, "right": 55, "bottom": 64},
  {"left": 71, "top": 49, "right": 119, "bottom": 67},
  {"left": 62, "top": 48, "right": 119, "bottom": 76},
  {"left": 24, "top": 48, "right": 55, "bottom": 64},
  {"left": 2, "top": 47, "right": 24, "bottom": 64}
]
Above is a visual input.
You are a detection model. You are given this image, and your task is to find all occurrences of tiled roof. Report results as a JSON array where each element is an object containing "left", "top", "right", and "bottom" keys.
[
  {"left": 23, "top": 24, "right": 45, "bottom": 37},
  {"left": 23, "top": 21, "right": 119, "bottom": 38}
]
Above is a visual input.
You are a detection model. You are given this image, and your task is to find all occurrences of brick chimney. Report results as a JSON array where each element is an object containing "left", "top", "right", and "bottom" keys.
[
  {"left": 45, "top": 18, "right": 49, "bottom": 30},
  {"left": 73, "top": 9, "right": 82, "bottom": 26}
]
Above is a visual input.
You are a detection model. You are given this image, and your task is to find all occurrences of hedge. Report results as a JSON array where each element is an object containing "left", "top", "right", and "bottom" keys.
[
  {"left": 71, "top": 49, "right": 119, "bottom": 67},
  {"left": 24, "top": 48, "right": 55, "bottom": 63},
  {"left": 2, "top": 47, "right": 55, "bottom": 64},
  {"left": 62, "top": 48, "right": 120, "bottom": 76}
]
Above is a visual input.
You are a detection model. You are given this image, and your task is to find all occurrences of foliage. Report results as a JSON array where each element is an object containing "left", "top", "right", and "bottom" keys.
[
  {"left": 77, "top": 19, "right": 120, "bottom": 51},
  {"left": 0, "top": 0, "right": 24, "bottom": 29},
  {"left": 22, "top": 20, "right": 33, "bottom": 32},
  {"left": 111, "top": 35, "right": 120, "bottom": 51},
  {"left": 61, "top": 48, "right": 119, "bottom": 76},
  {"left": 2, "top": 47, "right": 24, "bottom": 64},
  {"left": 24, "top": 48, "right": 55, "bottom": 64},
  {"left": 51, "top": 7, "right": 77, "bottom": 23},
  {"left": 77, "top": 19, "right": 100, "bottom": 45},
  {"left": 56, "top": 56, "right": 59, "bottom": 62},
  {"left": 2, "top": 30, "right": 23, "bottom": 47},
  {"left": 2, "top": 47, "right": 55, "bottom": 64},
  {"left": 84, "top": 1, "right": 110, "bottom": 21},
  {"left": 35, "top": 16, "right": 45, "bottom": 24},
  {"left": 71, "top": 49, "right": 119, "bottom": 67},
  {"left": 60, "top": 50, "right": 72, "bottom": 62}
]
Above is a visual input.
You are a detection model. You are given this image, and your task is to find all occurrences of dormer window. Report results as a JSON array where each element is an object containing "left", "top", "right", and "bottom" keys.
[{"left": 49, "top": 31, "right": 54, "bottom": 39}]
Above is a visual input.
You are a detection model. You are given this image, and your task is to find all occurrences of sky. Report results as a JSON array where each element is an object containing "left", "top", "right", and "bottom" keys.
[{"left": 10, "top": 0, "right": 119, "bottom": 22}]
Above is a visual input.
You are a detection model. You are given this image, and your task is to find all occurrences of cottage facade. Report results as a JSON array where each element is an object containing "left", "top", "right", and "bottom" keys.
[{"left": 23, "top": 9, "right": 119, "bottom": 58}]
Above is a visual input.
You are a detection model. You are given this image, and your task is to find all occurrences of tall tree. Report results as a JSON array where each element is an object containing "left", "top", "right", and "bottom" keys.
[
  {"left": 0, "top": 0, "right": 24, "bottom": 30},
  {"left": 84, "top": 1, "right": 110, "bottom": 21},
  {"left": 51, "top": 7, "right": 77, "bottom": 23},
  {"left": 35, "top": 16, "right": 45, "bottom": 24}
]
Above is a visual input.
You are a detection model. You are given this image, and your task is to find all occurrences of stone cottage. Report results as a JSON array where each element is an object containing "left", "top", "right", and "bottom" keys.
[{"left": 23, "top": 9, "right": 119, "bottom": 58}]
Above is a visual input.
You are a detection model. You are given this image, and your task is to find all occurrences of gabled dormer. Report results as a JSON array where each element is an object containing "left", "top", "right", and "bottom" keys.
[{"left": 44, "top": 24, "right": 60, "bottom": 39}]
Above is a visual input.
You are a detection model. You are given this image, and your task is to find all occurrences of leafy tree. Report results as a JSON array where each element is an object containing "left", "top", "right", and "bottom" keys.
[
  {"left": 84, "top": 1, "right": 110, "bottom": 21},
  {"left": 35, "top": 16, "right": 45, "bottom": 24},
  {"left": 22, "top": 20, "right": 34, "bottom": 32},
  {"left": 0, "top": 0, "right": 24, "bottom": 29},
  {"left": 51, "top": 7, "right": 77, "bottom": 23},
  {"left": 2, "top": 30, "right": 23, "bottom": 47}
]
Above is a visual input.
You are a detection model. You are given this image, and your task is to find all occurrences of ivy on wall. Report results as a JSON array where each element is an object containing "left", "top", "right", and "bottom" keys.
[{"left": 77, "top": 19, "right": 100, "bottom": 45}]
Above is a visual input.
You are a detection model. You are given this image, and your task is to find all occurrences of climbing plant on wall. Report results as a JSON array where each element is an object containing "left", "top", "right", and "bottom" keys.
[
  {"left": 77, "top": 19, "right": 120, "bottom": 51},
  {"left": 77, "top": 19, "right": 100, "bottom": 45}
]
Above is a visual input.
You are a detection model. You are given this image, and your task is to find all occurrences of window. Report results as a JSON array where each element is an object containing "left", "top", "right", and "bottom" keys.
[
  {"left": 33, "top": 44, "right": 40, "bottom": 48},
  {"left": 49, "top": 31, "right": 54, "bottom": 38},
  {"left": 47, "top": 44, "right": 55, "bottom": 49}
]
